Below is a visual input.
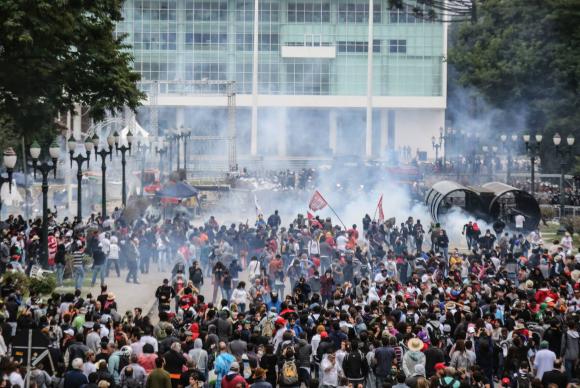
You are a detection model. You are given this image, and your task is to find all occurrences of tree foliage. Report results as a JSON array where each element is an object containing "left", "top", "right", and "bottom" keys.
[
  {"left": 448, "top": 0, "right": 580, "bottom": 170},
  {"left": 0, "top": 0, "right": 144, "bottom": 140}
]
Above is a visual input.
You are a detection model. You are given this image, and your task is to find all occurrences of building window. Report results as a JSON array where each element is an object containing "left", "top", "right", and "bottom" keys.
[
  {"left": 337, "top": 41, "right": 368, "bottom": 53},
  {"left": 389, "top": 5, "right": 416, "bottom": 23},
  {"left": 236, "top": 33, "right": 253, "bottom": 51},
  {"left": 236, "top": 1, "right": 280, "bottom": 22},
  {"left": 185, "top": 63, "right": 226, "bottom": 80},
  {"left": 185, "top": 33, "right": 228, "bottom": 49},
  {"left": 287, "top": 2, "right": 331, "bottom": 23},
  {"left": 389, "top": 39, "right": 406, "bottom": 53},
  {"left": 336, "top": 40, "right": 381, "bottom": 53},
  {"left": 338, "top": 3, "right": 381, "bottom": 23},
  {"left": 186, "top": 1, "right": 227, "bottom": 21},
  {"left": 235, "top": 33, "right": 279, "bottom": 51},
  {"left": 134, "top": 0, "right": 177, "bottom": 21},
  {"left": 133, "top": 32, "right": 176, "bottom": 50},
  {"left": 285, "top": 61, "right": 330, "bottom": 95}
]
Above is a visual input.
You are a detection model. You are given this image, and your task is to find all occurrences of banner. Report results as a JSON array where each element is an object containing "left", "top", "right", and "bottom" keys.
[
  {"left": 308, "top": 190, "right": 328, "bottom": 212},
  {"left": 377, "top": 194, "right": 385, "bottom": 223}
]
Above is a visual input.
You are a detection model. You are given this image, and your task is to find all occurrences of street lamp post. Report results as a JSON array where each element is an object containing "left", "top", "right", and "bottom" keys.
[
  {"left": 136, "top": 138, "right": 152, "bottom": 196},
  {"left": 68, "top": 136, "right": 93, "bottom": 221},
  {"left": 500, "top": 134, "right": 518, "bottom": 184},
  {"left": 552, "top": 133, "right": 575, "bottom": 220},
  {"left": 173, "top": 127, "right": 192, "bottom": 176},
  {"left": 29, "top": 140, "right": 60, "bottom": 266},
  {"left": 155, "top": 137, "right": 168, "bottom": 183},
  {"left": 0, "top": 148, "right": 18, "bottom": 213},
  {"left": 482, "top": 145, "right": 498, "bottom": 180},
  {"left": 114, "top": 131, "right": 134, "bottom": 207},
  {"left": 432, "top": 127, "right": 443, "bottom": 170},
  {"left": 92, "top": 132, "right": 115, "bottom": 219},
  {"left": 523, "top": 133, "right": 543, "bottom": 197}
]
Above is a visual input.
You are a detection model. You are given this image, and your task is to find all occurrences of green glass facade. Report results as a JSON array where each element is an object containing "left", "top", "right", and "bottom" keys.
[{"left": 117, "top": 0, "right": 445, "bottom": 97}]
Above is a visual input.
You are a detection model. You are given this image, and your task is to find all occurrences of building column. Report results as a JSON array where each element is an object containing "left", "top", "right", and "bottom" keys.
[
  {"left": 250, "top": 0, "right": 260, "bottom": 156},
  {"left": 277, "top": 110, "right": 287, "bottom": 158},
  {"left": 176, "top": 0, "right": 186, "bottom": 81},
  {"left": 380, "top": 109, "right": 388, "bottom": 157},
  {"left": 365, "top": 0, "right": 374, "bottom": 159},
  {"left": 329, "top": 110, "right": 337, "bottom": 155}
]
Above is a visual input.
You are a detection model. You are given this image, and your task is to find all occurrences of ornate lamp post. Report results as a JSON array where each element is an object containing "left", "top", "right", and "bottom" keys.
[
  {"left": 155, "top": 136, "right": 168, "bottom": 183},
  {"left": 114, "top": 130, "right": 134, "bottom": 207},
  {"left": 136, "top": 137, "right": 152, "bottom": 196},
  {"left": 523, "top": 133, "right": 543, "bottom": 197},
  {"left": 174, "top": 127, "right": 192, "bottom": 175},
  {"left": 552, "top": 133, "right": 575, "bottom": 221},
  {"left": 92, "top": 132, "right": 115, "bottom": 219},
  {"left": 68, "top": 136, "right": 93, "bottom": 221},
  {"left": 0, "top": 148, "right": 18, "bottom": 213},
  {"left": 482, "top": 145, "right": 498, "bottom": 180},
  {"left": 432, "top": 127, "right": 444, "bottom": 170},
  {"left": 29, "top": 140, "right": 60, "bottom": 266},
  {"left": 500, "top": 134, "right": 518, "bottom": 184}
]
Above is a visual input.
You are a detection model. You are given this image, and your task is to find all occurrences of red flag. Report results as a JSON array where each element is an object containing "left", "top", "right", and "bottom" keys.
[
  {"left": 309, "top": 190, "right": 328, "bottom": 212},
  {"left": 377, "top": 194, "right": 385, "bottom": 223}
]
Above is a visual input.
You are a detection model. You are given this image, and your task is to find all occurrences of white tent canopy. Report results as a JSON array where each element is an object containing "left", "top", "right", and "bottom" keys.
[
  {"left": 120, "top": 120, "right": 149, "bottom": 140},
  {"left": 0, "top": 181, "right": 23, "bottom": 206}
]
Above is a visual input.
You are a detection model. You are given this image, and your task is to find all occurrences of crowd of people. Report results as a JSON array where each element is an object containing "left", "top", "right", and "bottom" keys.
[{"left": 0, "top": 201, "right": 580, "bottom": 388}]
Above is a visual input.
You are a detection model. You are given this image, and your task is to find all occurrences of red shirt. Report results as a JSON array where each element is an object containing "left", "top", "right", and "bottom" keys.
[{"left": 221, "top": 374, "right": 247, "bottom": 388}]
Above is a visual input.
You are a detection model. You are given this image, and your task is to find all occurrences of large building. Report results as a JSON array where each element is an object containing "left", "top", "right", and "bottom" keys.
[{"left": 117, "top": 0, "right": 447, "bottom": 163}]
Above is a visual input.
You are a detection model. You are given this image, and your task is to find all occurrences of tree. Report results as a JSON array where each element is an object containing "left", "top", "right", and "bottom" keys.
[
  {"left": 448, "top": 0, "right": 580, "bottom": 171},
  {"left": 0, "top": 0, "right": 144, "bottom": 144}
]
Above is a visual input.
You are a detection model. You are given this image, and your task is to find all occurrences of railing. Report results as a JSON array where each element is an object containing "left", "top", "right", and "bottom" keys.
[{"left": 540, "top": 204, "right": 580, "bottom": 219}]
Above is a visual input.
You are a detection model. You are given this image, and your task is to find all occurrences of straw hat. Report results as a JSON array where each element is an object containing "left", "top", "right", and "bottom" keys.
[
  {"left": 444, "top": 301, "right": 456, "bottom": 311},
  {"left": 107, "top": 292, "right": 115, "bottom": 301},
  {"left": 408, "top": 338, "right": 424, "bottom": 352}
]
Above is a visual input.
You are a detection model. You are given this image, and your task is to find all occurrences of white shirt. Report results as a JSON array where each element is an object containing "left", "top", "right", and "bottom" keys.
[
  {"left": 140, "top": 335, "right": 158, "bottom": 352},
  {"left": 336, "top": 235, "right": 348, "bottom": 251},
  {"left": 108, "top": 243, "right": 119, "bottom": 260},
  {"left": 534, "top": 349, "right": 556, "bottom": 379},
  {"left": 515, "top": 215, "right": 525, "bottom": 229},
  {"left": 320, "top": 355, "right": 341, "bottom": 386}
]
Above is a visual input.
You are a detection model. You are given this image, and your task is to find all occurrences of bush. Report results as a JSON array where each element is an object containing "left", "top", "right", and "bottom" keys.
[
  {"left": 540, "top": 206, "right": 556, "bottom": 220},
  {"left": 29, "top": 276, "right": 57, "bottom": 296},
  {"left": 0, "top": 271, "right": 30, "bottom": 294},
  {"left": 560, "top": 216, "right": 580, "bottom": 234}
]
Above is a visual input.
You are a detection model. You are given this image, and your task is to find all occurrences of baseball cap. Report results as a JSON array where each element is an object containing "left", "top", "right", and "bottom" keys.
[
  {"left": 320, "top": 331, "right": 329, "bottom": 339},
  {"left": 434, "top": 363, "right": 446, "bottom": 371}
]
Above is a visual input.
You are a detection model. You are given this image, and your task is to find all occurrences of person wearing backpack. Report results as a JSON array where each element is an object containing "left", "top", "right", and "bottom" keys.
[
  {"left": 341, "top": 340, "right": 368, "bottom": 387},
  {"left": 278, "top": 346, "right": 300, "bottom": 388}
]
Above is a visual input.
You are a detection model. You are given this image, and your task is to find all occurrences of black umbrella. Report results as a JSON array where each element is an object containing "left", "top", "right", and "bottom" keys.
[{"left": 155, "top": 181, "right": 198, "bottom": 199}]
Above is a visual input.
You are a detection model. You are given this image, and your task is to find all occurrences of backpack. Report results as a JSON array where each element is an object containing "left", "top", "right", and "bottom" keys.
[
  {"left": 261, "top": 317, "right": 275, "bottom": 338},
  {"left": 427, "top": 322, "right": 442, "bottom": 343},
  {"left": 241, "top": 354, "right": 252, "bottom": 380},
  {"left": 279, "top": 360, "right": 298, "bottom": 385},
  {"left": 118, "top": 354, "right": 130, "bottom": 372},
  {"left": 439, "top": 377, "right": 458, "bottom": 388},
  {"left": 516, "top": 371, "right": 531, "bottom": 388}
]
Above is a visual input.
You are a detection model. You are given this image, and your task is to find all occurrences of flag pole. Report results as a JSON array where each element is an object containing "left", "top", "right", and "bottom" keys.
[{"left": 326, "top": 202, "right": 347, "bottom": 231}]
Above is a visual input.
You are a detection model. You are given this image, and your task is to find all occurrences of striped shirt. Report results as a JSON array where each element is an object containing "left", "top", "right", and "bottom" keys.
[{"left": 73, "top": 251, "right": 84, "bottom": 269}]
